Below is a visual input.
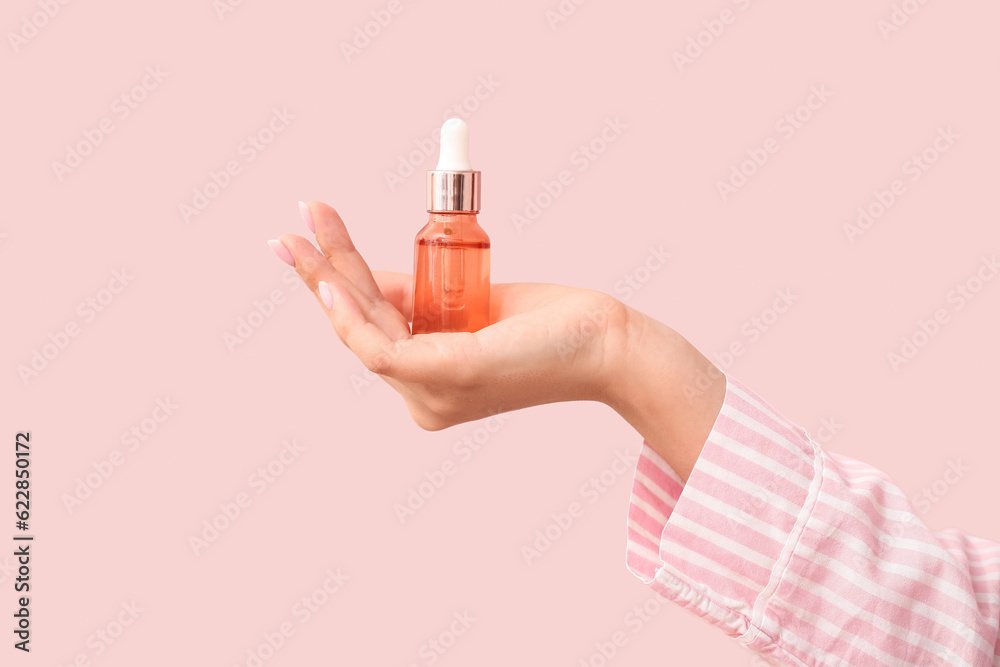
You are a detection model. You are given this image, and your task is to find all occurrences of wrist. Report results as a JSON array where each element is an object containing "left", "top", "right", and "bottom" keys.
[{"left": 603, "top": 308, "right": 726, "bottom": 482}]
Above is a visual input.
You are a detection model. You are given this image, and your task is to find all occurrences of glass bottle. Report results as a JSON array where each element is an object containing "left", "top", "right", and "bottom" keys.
[{"left": 411, "top": 119, "right": 490, "bottom": 334}]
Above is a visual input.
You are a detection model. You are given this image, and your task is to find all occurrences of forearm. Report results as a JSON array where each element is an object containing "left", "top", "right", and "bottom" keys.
[{"left": 602, "top": 308, "right": 725, "bottom": 483}]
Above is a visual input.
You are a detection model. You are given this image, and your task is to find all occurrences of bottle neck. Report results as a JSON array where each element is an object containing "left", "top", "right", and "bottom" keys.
[{"left": 427, "top": 211, "right": 479, "bottom": 224}]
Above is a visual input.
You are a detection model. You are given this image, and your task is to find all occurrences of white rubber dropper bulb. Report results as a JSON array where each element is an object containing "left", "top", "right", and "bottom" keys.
[{"left": 436, "top": 118, "right": 472, "bottom": 171}]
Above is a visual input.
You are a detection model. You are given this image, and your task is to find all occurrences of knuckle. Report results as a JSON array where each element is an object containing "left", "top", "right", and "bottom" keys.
[
  {"left": 364, "top": 351, "right": 392, "bottom": 376},
  {"left": 300, "top": 255, "right": 321, "bottom": 273}
]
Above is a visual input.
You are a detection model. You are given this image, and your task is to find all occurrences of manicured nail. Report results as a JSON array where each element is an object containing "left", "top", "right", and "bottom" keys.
[
  {"left": 318, "top": 280, "right": 334, "bottom": 309},
  {"left": 267, "top": 239, "right": 295, "bottom": 267},
  {"left": 299, "top": 201, "right": 315, "bottom": 234}
]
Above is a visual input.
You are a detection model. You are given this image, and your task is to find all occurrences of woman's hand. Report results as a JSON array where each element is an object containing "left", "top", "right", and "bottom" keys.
[
  {"left": 272, "top": 201, "right": 635, "bottom": 430},
  {"left": 269, "top": 200, "right": 725, "bottom": 480}
]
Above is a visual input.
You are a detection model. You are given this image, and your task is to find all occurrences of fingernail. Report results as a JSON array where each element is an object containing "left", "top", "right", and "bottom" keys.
[
  {"left": 318, "top": 280, "right": 334, "bottom": 309},
  {"left": 299, "top": 201, "right": 315, "bottom": 234},
  {"left": 267, "top": 239, "right": 295, "bottom": 267}
]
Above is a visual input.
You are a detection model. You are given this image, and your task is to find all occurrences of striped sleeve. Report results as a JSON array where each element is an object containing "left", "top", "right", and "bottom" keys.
[{"left": 625, "top": 375, "right": 1000, "bottom": 666}]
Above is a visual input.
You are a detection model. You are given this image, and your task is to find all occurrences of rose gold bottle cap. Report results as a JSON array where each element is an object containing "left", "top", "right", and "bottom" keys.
[{"left": 427, "top": 118, "right": 481, "bottom": 213}]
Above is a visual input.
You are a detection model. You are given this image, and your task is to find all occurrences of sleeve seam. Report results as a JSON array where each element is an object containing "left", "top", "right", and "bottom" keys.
[{"left": 746, "top": 435, "right": 826, "bottom": 639}]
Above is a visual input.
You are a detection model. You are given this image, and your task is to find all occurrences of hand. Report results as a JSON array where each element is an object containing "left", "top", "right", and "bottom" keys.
[
  {"left": 273, "top": 201, "right": 635, "bottom": 431},
  {"left": 270, "top": 200, "right": 725, "bottom": 481}
]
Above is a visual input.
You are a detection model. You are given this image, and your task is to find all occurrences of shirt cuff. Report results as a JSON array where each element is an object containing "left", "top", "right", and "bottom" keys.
[{"left": 624, "top": 375, "right": 821, "bottom": 649}]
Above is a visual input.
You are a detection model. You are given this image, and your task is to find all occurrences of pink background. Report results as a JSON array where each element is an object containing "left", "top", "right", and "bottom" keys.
[{"left": 3, "top": 0, "right": 999, "bottom": 664}]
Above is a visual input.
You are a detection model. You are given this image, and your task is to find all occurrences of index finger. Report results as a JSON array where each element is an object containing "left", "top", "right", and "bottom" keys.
[{"left": 307, "top": 201, "right": 385, "bottom": 304}]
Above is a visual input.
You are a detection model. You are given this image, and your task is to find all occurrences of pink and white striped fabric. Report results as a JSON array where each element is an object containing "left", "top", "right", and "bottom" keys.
[{"left": 624, "top": 376, "right": 1000, "bottom": 666}]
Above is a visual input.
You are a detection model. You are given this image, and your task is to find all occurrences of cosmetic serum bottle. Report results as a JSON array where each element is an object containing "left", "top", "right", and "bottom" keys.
[{"left": 411, "top": 118, "right": 490, "bottom": 334}]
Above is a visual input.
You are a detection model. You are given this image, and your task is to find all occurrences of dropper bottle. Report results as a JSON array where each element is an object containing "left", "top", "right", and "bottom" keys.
[{"left": 411, "top": 118, "right": 491, "bottom": 334}]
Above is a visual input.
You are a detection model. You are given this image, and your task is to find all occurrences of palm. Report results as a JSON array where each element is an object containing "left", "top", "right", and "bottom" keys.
[
  {"left": 275, "top": 202, "right": 630, "bottom": 430},
  {"left": 371, "top": 276, "right": 628, "bottom": 429}
]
